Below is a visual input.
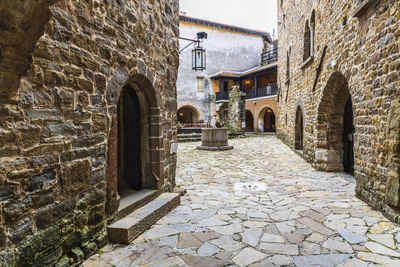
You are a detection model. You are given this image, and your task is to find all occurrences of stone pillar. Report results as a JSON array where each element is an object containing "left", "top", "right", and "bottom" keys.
[{"left": 228, "top": 86, "right": 246, "bottom": 133}]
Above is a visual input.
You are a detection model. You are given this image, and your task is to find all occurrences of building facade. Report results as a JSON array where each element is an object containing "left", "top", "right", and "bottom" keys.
[
  {"left": 177, "top": 15, "right": 272, "bottom": 127},
  {"left": 277, "top": 0, "right": 400, "bottom": 222},
  {"left": 210, "top": 55, "right": 278, "bottom": 133},
  {"left": 0, "top": 0, "right": 179, "bottom": 266}
]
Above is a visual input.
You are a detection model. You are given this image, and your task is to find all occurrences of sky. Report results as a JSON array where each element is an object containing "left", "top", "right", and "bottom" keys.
[{"left": 179, "top": 0, "right": 278, "bottom": 38}]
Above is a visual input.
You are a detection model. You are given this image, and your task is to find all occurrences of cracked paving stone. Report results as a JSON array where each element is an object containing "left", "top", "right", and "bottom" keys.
[
  {"left": 322, "top": 238, "right": 353, "bottom": 253},
  {"left": 367, "top": 234, "right": 396, "bottom": 249},
  {"left": 259, "top": 243, "right": 299, "bottom": 255},
  {"left": 208, "top": 224, "right": 242, "bottom": 235},
  {"left": 358, "top": 252, "right": 400, "bottom": 266},
  {"left": 261, "top": 233, "right": 285, "bottom": 243},
  {"left": 197, "top": 242, "right": 220, "bottom": 256},
  {"left": 176, "top": 233, "right": 203, "bottom": 249},
  {"left": 210, "top": 235, "right": 245, "bottom": 252},
  {"left": 271, "top": 255, "right": 293, "bottom": 266},
  {"left": 337, "top": 229, "right": 367, "bottom": 244},
  {"left": 145, "top": 226, "right": 180, "bottom": 240},
  {"left": 241, "top": 228, "right": 263, "bottom": 247},
  {"left": 364, "top": 241, "right": 400, "bottom": 257},
  {"left": 293, "top": 254, "right": 352, "bottom": 267},
  {"left": 179, "top": 255, "right": 231, "bottom": 267},
  {"left": 232, "top": 247, "right": 268, "bottom": 267}
]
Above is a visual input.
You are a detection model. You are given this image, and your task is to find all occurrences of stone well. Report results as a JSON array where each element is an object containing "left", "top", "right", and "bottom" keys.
[{"left": 197, "top": 128, "right": 233, "bottom": 151}]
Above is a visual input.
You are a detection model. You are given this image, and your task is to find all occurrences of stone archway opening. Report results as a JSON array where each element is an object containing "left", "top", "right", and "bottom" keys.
[
  {"left": 177, "top": 106, "right": 199, "bottom": 125},
  {"left": 245, "top": 110, "right": 254, "bottom": 132},
  {"left": 258, "top": 107, "right": 276, "bottom": 132},
  {"left": 106, "top": 73, "right": 164, "bottom": 216},
  {"left": 315, "top": 72, "right": 353, "bottom": 172},
  {"left": 295, "top": 106, "right": 304, "bottom": 150}
]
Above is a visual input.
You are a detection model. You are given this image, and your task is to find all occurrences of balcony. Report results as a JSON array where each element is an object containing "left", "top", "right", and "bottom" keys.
[
  {"left": 245, "top": 84, "right": 278, "bottom": 100},
  {"left": 261, "top": 48, "right": 278, "bottom": 65},
  {"left": 215, "top": 91, "right": 229, "bottom": 102}
]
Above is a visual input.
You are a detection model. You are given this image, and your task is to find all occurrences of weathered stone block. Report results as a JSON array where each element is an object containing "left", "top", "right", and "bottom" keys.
[
  {"left": 82, "top": 241, "right": 98, "bottom": 259},
  {"left": 28, "top": 169, "right": 56, "bottom": 193},
  {"left": 35, "top": 200, "right": 75, "bottom": 230},
  {"left": 55, "top": 255, "right": 70, "bottom": 267},
  {"left": 28, "top": 109, "right": 63, "bottom": 121},
  {"left": 61, "top": 160, "right": 91, "bottom": 195},
  {"left": 70, "top": 247, "right": 84, "bottom": 263},
  {"left": 0, "top": 182, "right": 17, "bottom": 201}
]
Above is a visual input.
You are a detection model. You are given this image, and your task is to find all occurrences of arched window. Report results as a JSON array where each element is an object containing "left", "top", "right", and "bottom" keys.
[
  {"left": 303, "top": 20, "right": 311, "bottom": 61},
  {"left": 304, "top": 11, "right": 316, "bottom": 62},
  {"left": 310, "top": 10, "right": 315, "bottom": 57}
]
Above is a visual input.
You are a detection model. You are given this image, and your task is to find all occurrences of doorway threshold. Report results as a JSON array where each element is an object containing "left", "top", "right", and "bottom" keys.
[{"left": 117, "top": 188, "right": 158, "bottom": 220}]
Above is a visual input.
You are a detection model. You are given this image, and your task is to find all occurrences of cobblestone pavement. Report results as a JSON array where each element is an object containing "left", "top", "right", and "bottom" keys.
[{"left": 84, "top": 136, "right": 400, "bottom": 267}]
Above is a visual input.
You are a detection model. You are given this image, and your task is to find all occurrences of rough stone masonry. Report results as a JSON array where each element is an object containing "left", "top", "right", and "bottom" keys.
[
  {"left": 0, "top": 0, "right": 179, "bottom": 266},
  {"left": 277, "top": 0, "right": 400, "bottom": 223}
]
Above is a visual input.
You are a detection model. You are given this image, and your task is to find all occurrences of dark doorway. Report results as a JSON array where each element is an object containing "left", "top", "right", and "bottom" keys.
[
  {"left": 263, "top": 108, "right": 276, "bottom": 132},
  {"left": 245, "top": 110, "right": 254, "bottom": 132},
  {"left": 342, "top": 96, "right": 354, "bottom": 174},
  {"left": 295, "top": 107, "right": 304, "bottom": 150},
  {"left": 118, "top": 86, "right": 142, "bottom": 191}
]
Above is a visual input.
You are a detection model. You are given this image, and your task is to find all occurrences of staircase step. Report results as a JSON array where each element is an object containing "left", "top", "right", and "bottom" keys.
[
  {"left": 107, "top": 193, "right": 181, "bottom": 244},
  {"left": 117, "top": 189, "right": 158, "bottom": 220}
]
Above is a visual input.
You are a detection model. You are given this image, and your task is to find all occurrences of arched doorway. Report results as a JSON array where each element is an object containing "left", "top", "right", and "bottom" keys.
[
  {"left": 315, "top": 72, "right": 354, "bottom": 172},
  {"left": 118, "top": 86, "right": 142, "bottom": 191},
  {"left": 263, "top": 108, "right": 276, "bottom": 132},
  {"left": 342, "top": 96, "right": 354, "bottom": 174},
  {"left": 106, "top": 71, "right": 163, "bottom": 215},
  {"left": 177, "top": 106, "right": 199, "bottom": 125},
  {"left": 295, "top": 106, "right": 304, "bottom": 150},
  {"left": 257, "top": 107, "right": 276, "bottom": 133},
  {"left": 245, "top": 110, "right": 254, "bottom": 132}
]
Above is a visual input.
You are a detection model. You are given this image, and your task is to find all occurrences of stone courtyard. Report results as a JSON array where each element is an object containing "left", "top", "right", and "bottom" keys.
[{"left": 84, "top": 135, "right": 400, "bottom": 267}]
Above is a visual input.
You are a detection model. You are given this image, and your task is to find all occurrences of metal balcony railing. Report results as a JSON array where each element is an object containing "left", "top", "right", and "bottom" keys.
[
  {"left": 261, "top": 48, "right": 278, "bottom": 65},
  {"left": 215, "top": 91, "right": 229, "bottom": 101},
  {"left": 245, "top": 84, "right": 278, "bottom": 100}
]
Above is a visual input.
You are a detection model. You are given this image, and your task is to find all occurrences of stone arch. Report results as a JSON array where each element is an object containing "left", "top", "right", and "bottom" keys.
[
  {"left": 245, "top": 109, "right": 254, "bottom": 132},
  {"left": 295, "top": 105, "right": 304, "bottom": 150},
  {"left": 315, "top": 71, "right": 353, "bottom": 172},
  {"left": 177, "top": 103, "right": 203, "bottom": 123},
  {"left": 257, "top": 106, "right": 276, "bottom": 133},
  {"left": 385, "top": 100, "right": 400, "bottom": 208},
  {"left": 106, "top": 68, "right": 164, "bottom": 215},
  {"left": 0, "top": 0, "right": 59, "bottom": 101}
]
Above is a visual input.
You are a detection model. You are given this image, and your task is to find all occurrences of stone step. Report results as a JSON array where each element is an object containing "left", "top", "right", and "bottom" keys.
[
  {"left": 107, "top": 193, "right": 181, "bottom": 244},
  {"left": 117, "top": 189, "right": 159, "bottom": 221}
]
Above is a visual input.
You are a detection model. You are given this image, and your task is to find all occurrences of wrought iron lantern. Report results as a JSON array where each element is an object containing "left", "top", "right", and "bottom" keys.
[
  {"left": 192, "top": 45, "right": 206, "bottom": 71},
  {"left": 179, "top": 32, "right": 207, "bottom": 71}
]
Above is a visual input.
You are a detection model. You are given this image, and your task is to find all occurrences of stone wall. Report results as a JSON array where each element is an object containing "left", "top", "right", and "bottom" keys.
[
  {"left": 0, "top": 0, "right": 179, "bottom": 266},
  {"left": 277, "top": 0, "right": 400, "bottom": 222}
]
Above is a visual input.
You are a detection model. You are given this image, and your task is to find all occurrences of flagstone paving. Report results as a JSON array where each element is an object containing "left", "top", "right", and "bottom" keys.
[{"left": 83, "top": 136, "right": 400, "bottom": 267}]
